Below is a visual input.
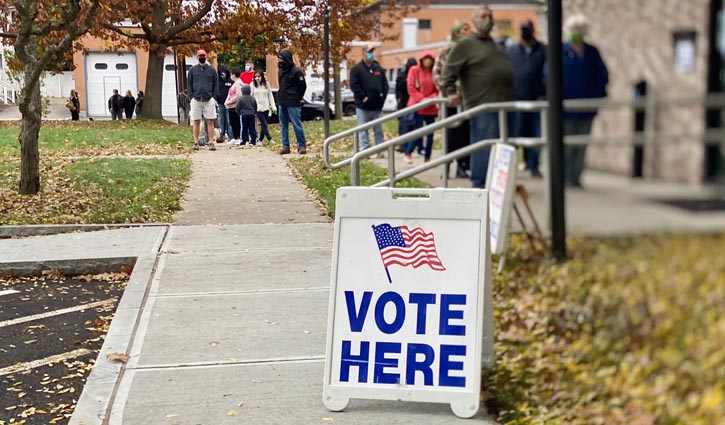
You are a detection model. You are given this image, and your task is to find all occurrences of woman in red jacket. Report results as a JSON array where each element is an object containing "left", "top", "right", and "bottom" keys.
[{"left": 404, "top": 50, "right": 439, "bottom": 163}]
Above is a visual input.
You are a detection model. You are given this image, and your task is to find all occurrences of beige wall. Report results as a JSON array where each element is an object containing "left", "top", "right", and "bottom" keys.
[
  {"left": 375, "top": 6, "right": 541, "bottom": 73},
  {"left": 565, "top": 0, "right": 711, "bottom": 183}
]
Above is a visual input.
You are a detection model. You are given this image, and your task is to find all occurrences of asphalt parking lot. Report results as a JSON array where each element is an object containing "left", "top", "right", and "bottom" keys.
[{"left": 0, "top": 271, "right": 127, "bottom": 425}]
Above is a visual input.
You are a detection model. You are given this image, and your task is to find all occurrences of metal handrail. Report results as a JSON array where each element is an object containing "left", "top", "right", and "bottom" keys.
[
  {"left": 323, "top": 97, "right": 450, "bottom": 169},
  {"left": 349, "top": 99, "right": 548, "bottom": 185}
]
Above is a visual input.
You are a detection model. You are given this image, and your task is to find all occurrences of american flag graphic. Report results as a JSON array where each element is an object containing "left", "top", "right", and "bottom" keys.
[{"left": 372, "top": 224, "right": 446, "bottom": 282}]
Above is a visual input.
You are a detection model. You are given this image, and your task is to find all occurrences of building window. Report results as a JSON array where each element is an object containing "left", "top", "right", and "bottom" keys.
[
  {"left": 116, "top": 63, "right": 129, "bottom": 70},
  {"left": 418, "top": 19, "right": 431, "bottom": 30},
  {"left": 94, "top": 63, "right": 108, "bottom": 70},
  {"left": 165, "top": 64, "right": 176, "bottom": 71},
  {"left": 403, "top": 18, "right": 418, "bottom": 49},
  {"left": 495, "top": 20, "right": 513, "bottom": 37}
]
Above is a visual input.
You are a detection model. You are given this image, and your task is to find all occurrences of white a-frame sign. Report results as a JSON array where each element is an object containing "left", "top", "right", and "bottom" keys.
[{"left": 323, "top": 187, "right": 493, "bottom": 419}]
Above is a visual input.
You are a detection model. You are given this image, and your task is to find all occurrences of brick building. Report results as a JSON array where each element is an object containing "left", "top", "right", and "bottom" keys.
[{"left": 565, "top": 0, "right": 725, "bottom": 183}]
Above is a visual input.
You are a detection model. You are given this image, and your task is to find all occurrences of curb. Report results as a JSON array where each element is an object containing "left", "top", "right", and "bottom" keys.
[
  {"left": 0, "top": 257, "right": 136, "bottom": 276},
  {"left": 0, "top": 224, "right": 170, "bottom": 239}
]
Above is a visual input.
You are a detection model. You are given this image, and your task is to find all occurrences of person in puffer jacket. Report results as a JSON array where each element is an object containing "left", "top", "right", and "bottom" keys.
[
  {"left": 235, "top": 85, "right": 258, "bottom": 146},
  {"left": 404, "top": 50, "right": 439, "bottom": 163}
]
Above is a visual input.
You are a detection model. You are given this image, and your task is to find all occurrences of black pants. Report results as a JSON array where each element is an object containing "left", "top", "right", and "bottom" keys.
[
  {"left": 241, "top": 113, "right": 257, "bottom": 144},
  {"left": 445, "top": 106, "right": 470, "bottom": 171},
  {"left": 257, "top": 111, "right": 272, "bottom": 141},
  {"left": 228, "top": 108, "right": 240, "bottom": 139}
]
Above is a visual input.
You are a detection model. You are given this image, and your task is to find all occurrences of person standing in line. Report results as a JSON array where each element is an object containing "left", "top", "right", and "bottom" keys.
[
  {"left": 505, "top": 20, "right": 547, "bottom": 178},
  {"left": 562, "top": 14, "right": 609, "bottom": 188},
  {"left": 277, "top": 49, "right": 308, "bottom": 155},
  {"left": 224, "top": 67, "right": 243, "bottom": 144},
  {"left": 251, "top": 70, "right": 277, "bottom": 144},
  {"left": 433, "top": 21, "right": 472, "bottom": 178},
  {"left": 122, "top": 90, "right": 136, "bottom": 119},
  {"left": 108, "top": 89, "right": 123, "bottom": 120},
  {"left": 135, "top": 90, "right": 144, "bottom": 116},
  {"left": 395, "top": 58, "right": 422, "bottom": 154},
  {"left": 240, "top": 60, "right": 255, "bottom": 85},
  {"left": 350, "top": 44, "right": 388, "bottom": 151},
  {"left": 441, "top": 5, "right": 515, "bottom": 188},
  {"left": 235, "top": 85, "right": 258, "bottom": 146},
  {"left": 217, "top": 65, "right": 235, "bottom": 142},
  {"left": 187, "top": 49, "right": 219, "bottom": 151},
  {"left": 68, "top": 89, "right": 80, "bottom": 121},
  {"left": 404, "top": 50, "right": 438, "bottom": 164}
]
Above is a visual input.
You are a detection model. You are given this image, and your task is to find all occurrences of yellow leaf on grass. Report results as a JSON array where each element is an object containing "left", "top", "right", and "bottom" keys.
[{"left": 701, "top": 387, "right": 723, "bottom": 411}]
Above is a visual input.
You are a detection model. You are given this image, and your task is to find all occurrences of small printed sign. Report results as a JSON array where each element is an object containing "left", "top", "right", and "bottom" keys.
[
  {"left": 323, "top": 188, "right": 492, "bottom": 418},
  {"left": 486, "top": 143, "right": 518, "bottom": 255}
]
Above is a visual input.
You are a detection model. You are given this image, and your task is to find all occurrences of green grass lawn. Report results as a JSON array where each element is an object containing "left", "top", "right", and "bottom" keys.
[
  {"left": 0, "top": 119, "right": 192, "bottom": 225},
  {"left": 0, "top": 119, "right": 192, "bottom": 157}
]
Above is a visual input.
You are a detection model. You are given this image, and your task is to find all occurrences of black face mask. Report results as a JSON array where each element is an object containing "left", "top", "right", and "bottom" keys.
[
  {"left": 521, "top": 27, "right": 533, "bottom": 42},
  {"left": 198, "top": 57, "right": 207, "bottom": 64},
  {"left": 279, "top": 61, "right": 288, "bottom": 69}
]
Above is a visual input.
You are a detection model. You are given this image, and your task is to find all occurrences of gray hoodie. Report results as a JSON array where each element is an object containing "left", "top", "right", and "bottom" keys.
[{"left": 235, "top": 85, "right": 258, "bottom": 116}]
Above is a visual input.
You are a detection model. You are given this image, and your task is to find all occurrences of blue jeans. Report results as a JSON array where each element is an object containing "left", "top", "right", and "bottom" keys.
[
  {"left": 400, "top": 113, "right": 423, "bottom": 154},
  {"left": 564, "top": 118, "right": 594, "bottom": 185},
  {"left": 279, "top": 106, "right": 307, "bottom": 148},
  {"left": 469, "top": 112, "right": 500, "bottom": 188},
  {"left": 356, "top": 108, "right": 384, "bottom": 150},
  {"left": 111, "top": 109, "right": 121, "bottom": 120},
  {"left": 218, "top": 107, "right": 234, "bottom": 139},
  {"left": 404, "top": 114, "right": 435, "bottom": 160},
  {"left": 509, "top": 111, "right": 542, "bottom": 172}
]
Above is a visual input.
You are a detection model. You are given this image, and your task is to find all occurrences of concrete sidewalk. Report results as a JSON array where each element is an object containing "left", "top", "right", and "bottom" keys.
[
  {"left": 23, "top": 146, "right": 489, "bottom": 424},
  {"left": 370, "top": 149, "right": 725, "bottom": 236}
]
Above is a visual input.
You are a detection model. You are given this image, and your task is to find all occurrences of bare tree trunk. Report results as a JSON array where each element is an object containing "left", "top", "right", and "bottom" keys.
[
  {"left": 140, "top": 48, "right": 166, "bottom": 119},
  {"left": 17, "top": 36, "right": 42, "bottom": 195}
]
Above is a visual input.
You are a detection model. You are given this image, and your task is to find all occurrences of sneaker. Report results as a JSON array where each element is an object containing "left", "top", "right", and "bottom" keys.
[
  {"left": 531, "top": 169, "right": 543, "bottom": 178},
  {"left": 404, "top": 154, "right": 412, "bottom": 164},
  {"left": 209, "top": 144, "right": 216, "bottom": 151},
  {"left": 280, "top": 146, "right": 291, "bottom": 155},
  {"left": 193, "top": 144, "right": 200, "bottom": 151},
  {"left": 269, "top": 138, "right": 275, "bottom": 144},
  {"left": 298, "top": 147, "right": 307, "bottom": 155}
]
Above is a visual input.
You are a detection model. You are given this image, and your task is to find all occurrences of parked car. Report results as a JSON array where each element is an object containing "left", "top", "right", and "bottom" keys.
[
  {"left": 268, "top": 89, "right": 334, "bottom": 123},
  {"left": 311, "top": 88, "right": 356, "bottom": 116}
]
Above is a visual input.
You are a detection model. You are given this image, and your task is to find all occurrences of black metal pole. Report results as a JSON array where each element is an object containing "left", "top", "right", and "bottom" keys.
[
  {"left": 323, "top": 0, "right": 331, "bottom": 139},
  {"left": 547, "top": 0, "right": 567, "bottom": 261}
]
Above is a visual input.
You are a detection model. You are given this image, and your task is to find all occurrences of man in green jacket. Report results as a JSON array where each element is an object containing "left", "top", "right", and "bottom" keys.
[{"left": 441, "top": 5, "right": 515, "bottom": 188}]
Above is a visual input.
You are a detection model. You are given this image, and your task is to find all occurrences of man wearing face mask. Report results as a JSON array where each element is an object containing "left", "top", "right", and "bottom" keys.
[
  {"left": 241, "top": 60, "right": 255, "bottom": 85},
  {"left": 441, "top": 5, "right": 515, "bottom": 188},
  {"left": 187, "top": 49, "right": 219, "bottom": 151},
  {"left": 277, "top": 49, "right": 308, "bottom": 154},
  {"left": 561, "top": 14, "right": 609, "bottom": 188},
  {"left": 350, "top": 44, "right": 388, "bottom": 151},
  {"left": 505, "top": 20, "right": 547, "bottom": 178}
]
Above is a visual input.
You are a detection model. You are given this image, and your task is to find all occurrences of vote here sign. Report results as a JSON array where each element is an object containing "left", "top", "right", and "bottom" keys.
[{"left": 323, "top": 188, "right": 492, "bottom": 419}]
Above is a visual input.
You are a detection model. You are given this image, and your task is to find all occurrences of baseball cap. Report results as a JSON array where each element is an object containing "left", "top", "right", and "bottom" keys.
[
  {"left": 364, "top": 44, "right": 375, "bottom": 53},
  {"left": 196, "top": 49, "right": 207, "bottom": 58}
]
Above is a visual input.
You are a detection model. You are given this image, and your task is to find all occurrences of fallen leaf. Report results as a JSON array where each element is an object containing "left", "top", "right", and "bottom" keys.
[
  {"left": 226, "top": 410, "right": 239, "bottom": 416},
  {"left": 106, "top": 352, "right": 130, "bottom": 363},
  {"left": 165, "top": 414, "right": 179, "bottom": 418}
]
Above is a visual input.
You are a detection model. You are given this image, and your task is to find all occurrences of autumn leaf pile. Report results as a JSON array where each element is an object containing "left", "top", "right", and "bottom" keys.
[{"left": 485, "top": 234, "right": 724, "bottom": 424}]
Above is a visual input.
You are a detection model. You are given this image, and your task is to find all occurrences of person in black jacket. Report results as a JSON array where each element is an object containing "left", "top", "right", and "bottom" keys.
[
  {"left": 108, "top": 89, "right": 122, "bottom": 120},
  {"left": 277, "top": 49, "right": 308, "bottom": 155},
  {"left": 217, "top": 64, "right": 234, "bottom": 142},
  {"left": 505, "top": 20, "right": 547, "bottom": 177},
  {"left": 395, "top": 57, "right": 421, "bottom": 153},
  {"left": 122, "top": 90, "right": 135, "bottom": 119},
  {"left": 68, "top": 89, "right": 80, "bottom": 121},
  {"left": 350, "top": 45, "right": 388, "bottom": 151}
]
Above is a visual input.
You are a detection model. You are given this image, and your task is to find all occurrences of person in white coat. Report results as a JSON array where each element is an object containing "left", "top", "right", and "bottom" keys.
[{"left": 250, "top": 71, "right": 277, "bottom": 144}]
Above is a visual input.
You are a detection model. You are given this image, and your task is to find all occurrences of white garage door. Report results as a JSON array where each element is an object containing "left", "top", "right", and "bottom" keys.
[
  {"left": 162, "top": 55, "right": 198, "bottom": 117},
  {"left": 86, "top": 52, "right": 138, "bottom": 117}
]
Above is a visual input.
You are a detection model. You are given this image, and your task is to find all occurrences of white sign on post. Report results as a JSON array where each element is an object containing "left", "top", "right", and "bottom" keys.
[
  {"left": 323, "top": 187, "right": 492, "bottom": 419},
  {"left": 486, "top": 143, "right": 518, "bottom": 256}
]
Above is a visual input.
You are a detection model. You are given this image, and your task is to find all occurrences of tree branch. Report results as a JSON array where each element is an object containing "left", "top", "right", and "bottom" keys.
[
  {"left": 103, "top": 24, "right": 150, "bottom": 40},
  {"left": 167, "top": 0, "right": 214, "bottom": 39}
]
